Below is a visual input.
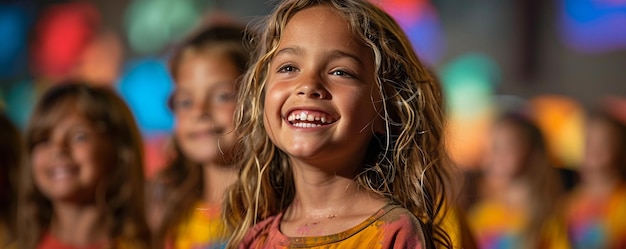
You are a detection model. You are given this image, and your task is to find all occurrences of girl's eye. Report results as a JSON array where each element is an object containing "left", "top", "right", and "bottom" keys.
[
  {"left": 214, "top": 92, "right": 235, "bottom": 103},
  {"left": 32, "top": 138, "right": 50, "bottom": 150},
  {"left": 71, "top": 131, "right": 89, "bottom": 142},
  {"left": 172, "top": 98, "right": 193, "bottom": 111},
  {"left": 330, "top": 70, "right": 354, "bottom": 78},
  {"left": 278, "top": 65, "right": 298, "bottom": 73}
]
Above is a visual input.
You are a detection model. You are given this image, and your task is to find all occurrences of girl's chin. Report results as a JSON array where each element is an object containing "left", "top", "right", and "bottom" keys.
[
  {"left": 44, "top": 191, "right": 96, "bottom": 204},
  {"left": 189, "top": 154, "right": 222, "bottom": 164},
  {"left": 188, "top": 153, "right": 235, "bottom": 166}
]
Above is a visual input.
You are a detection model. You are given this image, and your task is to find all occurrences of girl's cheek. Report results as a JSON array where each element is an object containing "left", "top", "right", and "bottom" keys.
[
  {"left": 174, "top": 116, "right": 190, "bottom": 131},
  {"left": 220, "top": 107, "right": 237, "bottom": 122},
  {"left": 31, "top": 155, "right": 46, "bottom": 186},
  {"left": 31, "top": 151, "right": 46, "bottom": 170}
]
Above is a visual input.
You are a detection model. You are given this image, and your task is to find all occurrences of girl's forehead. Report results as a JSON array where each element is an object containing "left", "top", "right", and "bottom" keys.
[
  {"left": 40, "top": 98, "right": 79, "bottom": 120},
  {"left": 278, "top": 5, "right": 371, "bottom": 59},
  {"left": 285, "top": 6, "right": 351, "bottom": 35},
  {"left": 35, "top": 97, "right": 96, "bottom": 130}
]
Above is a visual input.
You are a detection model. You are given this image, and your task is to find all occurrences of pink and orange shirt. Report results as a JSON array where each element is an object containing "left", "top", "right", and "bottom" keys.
[
  {"left": 239, "top": 204, "right": 425, "bottom": 249},
  {"left": 468, "top": 200, "right": 528, "bottom": 249},
  {"left": 564, "top": 183, "right": 626, "bottom": 249}
]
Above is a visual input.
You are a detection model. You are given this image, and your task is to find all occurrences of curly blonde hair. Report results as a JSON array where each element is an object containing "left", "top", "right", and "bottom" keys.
[
  {"left": 224, "top": 0, "right": 452, "bottom": 248},
  {"left": 17, "top": 82, "right": 151, "bottom": 249}
]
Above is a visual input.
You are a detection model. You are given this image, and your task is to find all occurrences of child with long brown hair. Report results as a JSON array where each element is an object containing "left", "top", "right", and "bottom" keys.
[
  {"left": 561, "top": 111, "right": 626, "bottom": 248},
  {"left": 467, "top": 113, "right": 564, "bottom": 249},
  {"left": 16, "top": 82, "right": 150, "bottom": 249},
  {"left": 224, "top": 0, "right": 452, "bottom": 248},
  {"left": 148, "top": 24, "right": 252, "bottom": 249}
]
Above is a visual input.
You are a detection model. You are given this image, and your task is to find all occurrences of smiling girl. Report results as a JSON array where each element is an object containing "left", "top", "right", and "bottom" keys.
[
  {"left": 224, "top": 0, "right": 453, "bottom": 248},
  {"left": 148, "top": 24, "right": 253, "bottom": 249},
  {"left": 16, "top": 82, "right": 150, "bottom": 249}
]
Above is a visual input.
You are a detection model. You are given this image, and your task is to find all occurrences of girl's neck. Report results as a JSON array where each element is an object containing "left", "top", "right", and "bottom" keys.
[
  {"left": 202, "top": 162, "right": 238, "bottom": 205},
  {"left": 486, "top": 177, "right": 529, "bottom": 208},
  {"left": 50, "top": 202, "right": 108, "bottom": 246},
  {"left": 287, "top": 163, "right": 386, "bottom": 217},
  {"left": 582, "top": 171, "right": 620, "bottom": 197},
  {"left": 281, "top": 167, "right": 387, "bottom": 237}
]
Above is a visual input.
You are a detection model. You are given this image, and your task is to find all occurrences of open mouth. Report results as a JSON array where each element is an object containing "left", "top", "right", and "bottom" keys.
[
  {"left": 286, "top": 110, "right": 335, "bottom": 128},
  {"left": 47, "top": 165, "right": 78, "bottom": 180},
  {"left": 187, "top": 126, "right": 225, "bottom": 139}
]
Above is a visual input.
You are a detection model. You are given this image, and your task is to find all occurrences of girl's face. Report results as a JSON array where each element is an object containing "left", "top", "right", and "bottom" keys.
[
  {"left": 485, "top": 122, "right": 529, "bottom": 180},
  {"left": 31, "top": 110, "right": 113, "bottom": 203},
  {"left": 583, "top": 118, "right": 621, "bottom": 174},
  {"left": 264, "top": 5, "right": 384, "bottom": 172},
  {"left": 171, "top": 53, "right": 239, "bottom": 165}
]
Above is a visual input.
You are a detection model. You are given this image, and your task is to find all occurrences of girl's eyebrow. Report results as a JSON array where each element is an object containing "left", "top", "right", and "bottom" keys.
[
  {"left": 206, "top": 82, "right": 236, "bottom": 91},
  {"left": 65, "top": 123, "right": 92, "bottom": 136},
  {"left": 326, "top": 50, "right": 365, "bottom": 67},
  {"left": 275, "top": 46, "right": 305, "bottom": 58},
  {"left": 275, "top": 46, "right": 365, "bottom": 66}
]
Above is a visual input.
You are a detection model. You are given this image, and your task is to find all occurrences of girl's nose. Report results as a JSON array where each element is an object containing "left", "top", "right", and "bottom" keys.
[
  {"left": 50, "top": 138, "right": 70, "bottom": 158},
  {"left": 195, "top": 99, "right": 212, "bottom": 120},
  {"left": 297, "top": 86, "right": 325, "bottom": 99},
  {"left": 296, "top": 75, "right": 329, "bottom": 99}
]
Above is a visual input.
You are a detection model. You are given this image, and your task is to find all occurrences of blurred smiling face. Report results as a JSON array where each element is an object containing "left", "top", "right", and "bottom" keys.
[
  {"left": 31, "top": 107, "right": 113, "bottom": 203},
  {"left": 583, "top": 118, "right": 623, "bottom": 175},
  {"left": 171, "top": 52, "right": 239, "bottom": 165},
  {"left": 486, "top": 121, "right": 530, "bottom": 180}
]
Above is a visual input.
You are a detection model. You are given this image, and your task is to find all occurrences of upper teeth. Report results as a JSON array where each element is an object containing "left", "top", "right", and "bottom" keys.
[
  {"left": 50, "top": 167, "right": 73, "bottom": 179},
  {"left": 287, "top": 112, "right": 333, "bottom": 124}
]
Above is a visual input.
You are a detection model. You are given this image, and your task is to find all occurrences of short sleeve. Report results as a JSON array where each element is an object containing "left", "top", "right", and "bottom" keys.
[{"left": 379, "top": 207, "right": 426, "bottom": 249}]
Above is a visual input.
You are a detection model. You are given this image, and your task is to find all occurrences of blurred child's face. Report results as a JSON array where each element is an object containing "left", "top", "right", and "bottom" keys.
[
  {"left": 31, "top": 110, "right": 113, "bottom": 203},
  {"left": 583, "top": 118, "right": 621, "bottom": 174},
  {"left": 485, "top": 122, "right": 529, "bottom": 180},
  {"left": 171, "top": 53, "right": 238, "bottom": 165},
  {"left": 263, "top": 5, "right": 384, "bottom": 172}
]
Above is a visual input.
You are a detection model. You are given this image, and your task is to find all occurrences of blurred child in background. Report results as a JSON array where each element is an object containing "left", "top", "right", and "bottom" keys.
[
  {"left": 562, "top": 111, "right": 626, "bottom": 248},
  {"left": 148, "top": 24, "right": 252, "bottom": 249},
  {"left": 468, "top": 113, "right": 563, "bottom": 249},
  {"left": 15, "top": 82, "right": 151, "bottom": 249},
  {"left": 0, "top": 113, "right": 22, "bottom": 248}
]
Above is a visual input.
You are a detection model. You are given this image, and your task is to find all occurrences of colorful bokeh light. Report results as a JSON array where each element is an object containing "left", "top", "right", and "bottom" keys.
[
  {"left": 0, "top": 3, "right": 30, "bottom": 78},
  {"left": 125, "top": 0, "right": 201, "bottom": 54},
  {"left": 371, "top": 0, "right": 445, "bottom": 65},
  {"left": 441, "top": 53, "right": 500, "bottom": 168},
  {"left": 31, "top": 2, "right": 100, "bottom": 79},
  {"left": 529, "top": 95, "right": 585, "bottom": 168},
  {"left": 75, "top": 31, "right": 124, "bottom": 86},
  {"left": 117, "top": 58, "right": 174, "bottom": 135},
  {"left": 560, "top": 0, "right": 626, "bottom": 53},
  {"left": 441, "top": 53, "right": 500, "bottom": 120},
  {"left": 3, "top": 79, "right": 39, "bottom": 128}
]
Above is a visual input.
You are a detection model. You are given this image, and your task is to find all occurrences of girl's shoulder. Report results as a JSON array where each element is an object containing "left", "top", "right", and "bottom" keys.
[
  {"left": 375, "top": 204, "right": 422, "bottom": 228},
  {"left": 239, "top": 213, "right": 282, "bottom": 248},
  {"left": 168, "top": 202, "right": 229, "bottom": 249},
  {"left": 373, "top": 204, "right": 426, "bottom": 246}
]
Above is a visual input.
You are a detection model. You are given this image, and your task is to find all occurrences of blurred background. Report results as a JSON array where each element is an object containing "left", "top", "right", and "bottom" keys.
[{"left": 1, "top": 0, "right": 625, "bottom": 177}]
